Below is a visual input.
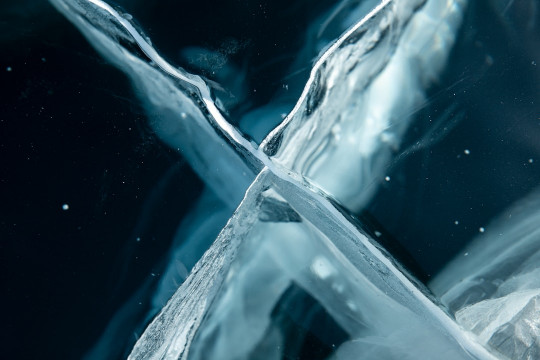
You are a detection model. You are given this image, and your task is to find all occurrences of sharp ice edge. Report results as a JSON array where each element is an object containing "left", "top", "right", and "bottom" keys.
[
  {"left": 49, "top": 0, "right": 258, "bottom": 207},
  {"left": 263, "top": 0, "right": 469, "bottom": 211},
  {"left": 78, "top": 0, "right": 268, "bottom": 171},
  {"left": 130, "top": 167, "right": 497, "bottom": 360},
  {"left": 261, "top": 0, "right": 395, "bottom": 147},
  {"left": 48, "top": 0, "right": 507, "bottom": 359},
  {"left": 103, "top": 0, "right": 495, "bottom": 356},
  {"left": 127, "top": 171, "right": 270, "bottom": 360},
  {"left": 267, "top": 170, "right": 497, "bottom": 360},
  {"left": 73, "top": 0, "right": 261, "bottom": 164}
]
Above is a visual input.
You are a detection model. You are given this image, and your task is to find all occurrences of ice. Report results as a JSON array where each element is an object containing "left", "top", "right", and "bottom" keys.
[
  {"left": 150, "top": 189, "right": 234, "bottom": 311},
  {"left": 48, "top": 0, "right": 537, "bottom": 359},
  {"left": 486, "top": 295, "right": 540, "bottom": 360},
  {"left": 131, "top": 168, "right": 493, "bottom": 359},
  {"left": 262, "top": 0, "right": 467, "bottom": 211},
  {"left": 431, "top": 188, "right": 540, "bottom": 359},
  {"left": 48, "top": 0, "right": 257, "bottom": 207}
]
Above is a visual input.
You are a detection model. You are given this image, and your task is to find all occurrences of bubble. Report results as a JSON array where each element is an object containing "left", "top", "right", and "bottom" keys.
[
  {"left": 479, "top": 227, "right": 485, "bottom": 233},
  {"left": 62, "top": 204, "right": 69, "bottom": 211},
  {"left": 385, "top": 176, "right": 391, "bottom": 181},
  {"left": 464, "top": 149, "right": 470, "bottom": 155}
]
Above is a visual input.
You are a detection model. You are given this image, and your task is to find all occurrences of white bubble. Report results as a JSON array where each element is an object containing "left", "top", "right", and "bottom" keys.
[
  {"left": 6, "top": 66, "right": 12, "bottom": 72},
  {"left": 479, "top": 227, "right": 485, "bottom": 233},
  {"left": 464, "top": 149, "right": 470, "bottom": 155},
  {"left": 62, "top": 204, "right": 69, "bottom": 211},
  {"left": 385, "top": 176, "right": 391, "bottom": 182},
  {"left": 528, "top": 158, "right": 534, "bottom": 164},
  {"left": 310, "top": 256, "right": 335, "bottom": 280},
  {"left": 454, "top": 220, "right": 459, "bottom": 225}
]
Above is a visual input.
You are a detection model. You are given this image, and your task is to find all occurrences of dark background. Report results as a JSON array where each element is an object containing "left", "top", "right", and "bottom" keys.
[
  {"left": 368, "top": 0, "right": 540, "bottom": 281},
  {"left": 1, "top": 3, "right": 200, "bottom": 358},
  {"left": 1, "top": 1, "right": 539, "bottom": 359},
  {"left": 0, "top": 0, "right": 334, "bottom": 359}
]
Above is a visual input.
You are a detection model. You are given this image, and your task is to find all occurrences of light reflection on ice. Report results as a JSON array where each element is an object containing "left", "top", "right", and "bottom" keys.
[
  {"left": 49, "top": 0, "right": 539, "bottom": 359},
  {"left": 432, "top": 188, "right": 540, "bottom": 359}
]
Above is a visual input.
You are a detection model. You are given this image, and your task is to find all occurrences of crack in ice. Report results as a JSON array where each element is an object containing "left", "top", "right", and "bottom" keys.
[{"left": 47, "top": 0, "right": 535, "bottom": 359}]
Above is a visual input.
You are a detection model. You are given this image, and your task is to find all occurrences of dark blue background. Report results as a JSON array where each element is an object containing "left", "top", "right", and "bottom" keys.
[{"left": 1, "top": 0, "right": 335, "bottom": 358}]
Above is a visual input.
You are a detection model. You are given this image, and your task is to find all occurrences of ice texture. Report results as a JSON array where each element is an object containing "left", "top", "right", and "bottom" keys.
[
  {"left": 48, "top": 0, "right": 537, "bottom": 359},
  {"left": 431, "top": 188, "right": 540, "bottom": 359},
  {"left": 131, "top": 167, "right": 493, "bottom": 359},
  {"left": 48, "top": 0, "right": 257, "bottom": 207},
  {"left": 263, "top": 0, "right": 467, "bottom": 211}
]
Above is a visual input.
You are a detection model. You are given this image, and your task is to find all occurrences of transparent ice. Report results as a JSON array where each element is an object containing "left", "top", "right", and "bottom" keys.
[
  {"left": 431, "top": 188, "right": 540, "bottom": 359},
  {"left": 49, "top": 0, "right": 539, "bottom": 359}
]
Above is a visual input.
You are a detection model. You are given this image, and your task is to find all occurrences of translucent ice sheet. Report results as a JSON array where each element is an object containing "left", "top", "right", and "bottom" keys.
[{"left": 48, "top": 0, "right": 539, "bottom": 359}]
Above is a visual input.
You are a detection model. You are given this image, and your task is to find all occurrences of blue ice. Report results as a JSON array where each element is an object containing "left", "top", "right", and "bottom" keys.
[{"left": 49, "top": 0, "right": 539, "bottom": 359}]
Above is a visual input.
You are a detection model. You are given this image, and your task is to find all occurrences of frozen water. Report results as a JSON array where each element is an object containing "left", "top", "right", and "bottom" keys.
[
  {"left": 48, "top": 0, "right": 257, "bottom": 207},
  {"left": 49, "top": 0, "right": 539, "bottom": 359},
  {"left": 263, "top": 0, "right": 467, "bottom": 211},
  {"left": 432, "top": 188, "right": 540, "bottom": 359},
  {"left": 131, "top": 168, "right": 493, "bottom": 360}
]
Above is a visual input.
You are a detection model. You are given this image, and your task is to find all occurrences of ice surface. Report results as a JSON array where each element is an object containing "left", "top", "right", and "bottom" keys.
[
  {"left": 49, "top": 0, "right": 257, "bottom": 207},
  {"left": 48, "top": 0, "right": 538, "bottom": 359},
  {"left": 432, "top": 188, "right": 540, "bottom": 359},
  {"left": 130, "top": 167, "right": 493, "bottom": 360},
  {"left": 262, "top": 0, "right": 466, "bottom": 211}
]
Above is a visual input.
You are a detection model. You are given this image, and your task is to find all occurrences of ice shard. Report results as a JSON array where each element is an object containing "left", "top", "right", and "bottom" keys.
[
  {"left": 262, "top": 0, "right": 467, "bottom": 211},
  {"left": 130, "top": 167, "right": 493, "bottom": 360},
  {"left": 48, "top": 0, "right": 539, "bottom": 359},
  {"left": 48, "top": 0, "right": 257, "bottom": 207}
]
